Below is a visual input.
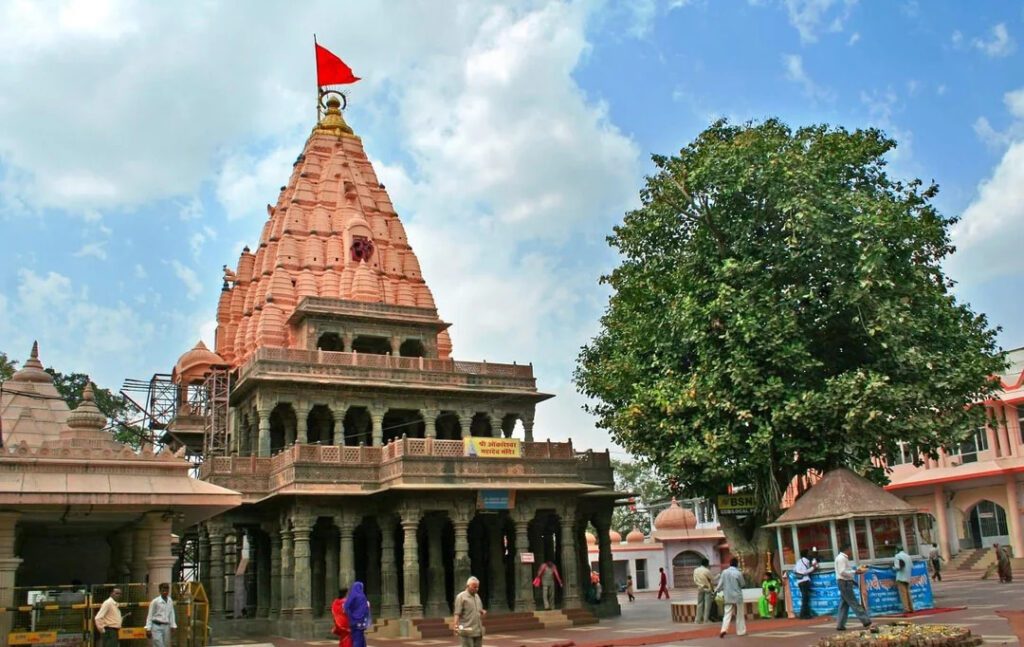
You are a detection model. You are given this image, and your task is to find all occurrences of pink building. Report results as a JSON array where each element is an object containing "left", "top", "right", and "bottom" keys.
[{"left": 885, "top": 347, "right": 1024, "bottom": 567}]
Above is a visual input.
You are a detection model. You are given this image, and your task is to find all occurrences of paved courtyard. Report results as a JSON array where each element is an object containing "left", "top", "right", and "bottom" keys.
[{"left": 215, "top": 570, "right": 1023, "bottom": 647}]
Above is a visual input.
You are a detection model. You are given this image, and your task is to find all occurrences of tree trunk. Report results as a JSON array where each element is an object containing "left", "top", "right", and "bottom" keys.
[{"left": 718, "top": 515, "right": 775, "bottom": 584}]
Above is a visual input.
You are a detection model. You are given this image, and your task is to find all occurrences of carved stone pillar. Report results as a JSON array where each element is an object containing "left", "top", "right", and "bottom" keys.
[
  {"left": 257, "top": 408, "right": 272, "bottom": 457},
  {"left": 331, "top": 405, "right": 347, "bottom": 445},
  {"left": 280, "top": 526, "right": 294, "bottom": 618},
  {"left": 292, "top": 517, "right": 314, "bottom": 619},
  {"left": 343, "top": 333, "right": 353, "bottom": 353},
  {"left": 208, "top": 525, "right": 226, "bottom": 618},
  {"left": 453, "top": 515, "right": 471, "bottom": 593},
  {"left": 336, "top": 515, "right": 356, "bottom": 590},
  {"left": 224, "top": 533, "right": 237, "bottom": 618},
  {"left": 423, "top": 409, "right": 438, "bottom": 439},
  {"left": 560, "top": 511, "right": 580, "bottom": 609},
  {"left": 390, "top": 336, "right": 401, "bottom": 356},
  {"left": 146, "top": 513, "right": 176, "bottom": 599},
  {"left": 487, "top": 515, "right": 508, "bottom": 611},
  {"left": 424, "top": 516, "right": 447, "bottom": 617},
  {"left": 132, "top": 519, "right": 152, "bottom": 584},
  {"left": 270, "top": 529, "right": 282, "bottom": 619},
  {"left": 401, "top": 513, "right": 423, "bottom": 618},
  {"left": 0, "top": 513, "right": 22, "bottom": 640},
  {"left": 294, "top": 404, "right": 311, "bottom": 445},
  {"left": 593, "top": 511, "right": 619, "bottom": 612},
  {"left": 513, "top": 512, "right": 535, "bottom": 612},
  {"left": 461, "top": 411, "right": 474, "bottom": 438},
  {"left": 371, "top": 408, "right": 384, "bottom": 446},
  {"left": 198, "top": 531, "right": 210, "bottom": 594},
  {"left": 522, "top": 414, "right": 535, "bottom": 443},
  {"left": 379, "top": 516, "right": 400, "bottom": 618}
]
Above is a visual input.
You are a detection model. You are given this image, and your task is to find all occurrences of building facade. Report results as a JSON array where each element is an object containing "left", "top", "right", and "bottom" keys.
[{"left": 168, "top": 96, "right": 619, "bottom": 638}]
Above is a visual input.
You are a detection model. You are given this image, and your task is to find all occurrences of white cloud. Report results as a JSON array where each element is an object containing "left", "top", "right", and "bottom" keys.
[
  {"left": 189, "top": 225, "right": 217, "bottom": 260},
  {"left": 783, "top": 0, "right": 857, "bottom": 44},
  {"left": 848, "top": 32, "right": 860, "bottom": 45},
  {"left": 972, "top": 87, "right": 1024, "bottom": 149},
  {"left": 783, "top": 54, "right": 835, "bottom": 102},
  {"left": 937, "top": 84, "right": 947, "bottom": 96},
  {"left": 973, "top": 23, "right": 1016, "bottom": 58},
  {"left": 0, "top": 269, "right": 156, "bottom": 387},
  {"left": 73, "top": 241, "right": 107, "bottom": 260},
  {"left": 170, "top": 260, "right": 203, "bottom": 300},
  {"left": 951, "top": 30, "right": 964, "bottom": 48},
  {"left": 133, "top": 264, "right": 147, "bottom": 279},
  {"left": 215, "top": 145, "right": 296, "bottom": 221}
]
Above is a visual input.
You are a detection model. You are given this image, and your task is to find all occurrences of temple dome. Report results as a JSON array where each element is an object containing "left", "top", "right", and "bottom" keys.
[
  {"left": 9, "top": 341, "right": 51, "bottom": 384},
  {"left": 585, "top": 531, "right": 596, "bottom": 546},
  {"left": 626, "top": 528, "right": 645, "bottom": 543},
  {"left": 174, "top": 341, "right": 225, "bottom": 384},
  {"left": 63, "top": 382, "right": 108, "bottom": 437},
  {"left": 654, "top": 498, "right": 697, "bottom": 530},
  {"left": 609, "top": 529, "right": 622, "bottom": 543}
]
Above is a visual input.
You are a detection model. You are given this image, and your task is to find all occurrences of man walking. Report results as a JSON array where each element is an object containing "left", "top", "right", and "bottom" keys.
[
  {"left": 536, "top": 560, "right": 563, "bottom": 610},
  {"left": 94, "top": 588, "right": 123, "bottom": 647},
  {"left": 145, "top": 583, "right": 177, "bottom": 647},
  {"left": 835, "top": 544, "right": 872, "bottom": 632},
  {"left": 928, "top": 543, "right": 943, "bottom": 581},
  {"left": 893, "top": 546, "right": 914, "bottom": 614},
  {"left": 716, "top": 558, "right": 746, "bottom": 638},
  {"left": 793, "top": 549, "right": 817, "bottom": 619},
  {"left": 453, "top": 576, "right": 487, "bottom": 647},
  {"left": 657, "top": 567, "right": 670, "bottom": 599},
  {"left": 693, "top": 557, "right": 715, "bottom": 623}
]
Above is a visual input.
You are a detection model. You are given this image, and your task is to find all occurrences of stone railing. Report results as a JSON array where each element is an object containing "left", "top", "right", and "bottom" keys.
[
  {"left": 295, "top": 296, "right": 440, "bottom": 321},
  {"left": 198, "top": 438, "right": 614, "bottom": 495},
  {"left": 235, "top": 347, "right": 537, "bottom": 390}
]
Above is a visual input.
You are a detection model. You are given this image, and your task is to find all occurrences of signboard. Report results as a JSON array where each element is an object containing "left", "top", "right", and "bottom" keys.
[
  {"left": 786, "top": 560, "right": 934, "bottom": 617},
  {"left": 520, "top": 552, "right": 535, "bottom": 564},
  {"left": 478, "top": 489, "right": 516, "bottom": 510},
  {"left": 717, "top": 493, "right": 756, "bottom": 516},
  {"left": 9, "top": 632, "right": 57, "bottom": 645},
  {"left": 119, "top": 627, "right": 149, "bottom": 640},
  {"left": 463, "top": 437, "right": 522, "bottom": 458}
]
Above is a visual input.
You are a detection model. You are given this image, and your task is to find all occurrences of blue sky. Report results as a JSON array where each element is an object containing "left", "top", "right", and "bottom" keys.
[{"left": 1, "top": 1, "right": 1023, "bottom": 453}]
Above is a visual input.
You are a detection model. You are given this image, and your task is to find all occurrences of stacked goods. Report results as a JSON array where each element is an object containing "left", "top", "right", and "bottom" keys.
[{"left": 816, "top": 623, "right": 983, "bottom": 647}]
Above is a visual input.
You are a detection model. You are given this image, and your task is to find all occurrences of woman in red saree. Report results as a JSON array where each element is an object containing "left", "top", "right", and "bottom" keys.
[{"left": 332, "top": 588, "right": 351, "bottom": 647}]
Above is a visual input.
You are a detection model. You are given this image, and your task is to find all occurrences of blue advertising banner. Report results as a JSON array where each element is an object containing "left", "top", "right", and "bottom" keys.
[{"left": 787, "top": 560, "right": 934, "bottom": 617}]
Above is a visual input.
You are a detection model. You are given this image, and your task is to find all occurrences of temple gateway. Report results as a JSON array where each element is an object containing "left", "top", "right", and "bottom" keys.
[{"left": 162, "top": 96, "right": 620, "bottom": 638}]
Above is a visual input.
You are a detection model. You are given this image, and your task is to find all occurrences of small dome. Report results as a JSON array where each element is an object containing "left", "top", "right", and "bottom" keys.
[
  {"left": 174, "top": 341, "right": 225, "bottom": 384},
  {"left": 9, "top": 341, "right": 52, "bottom": 384},
  {"left": 585, "top": 532, "right": 596, "bottom": 546},
  {"left": 626, "top": 528, "right": 645, "bottom": 543},
  {"left": 609, "top": 529, "right": 622, "bottom": 543},
  {"left": 65, "top": 382, "right": 107, "bottom": 432},
  {"left": 654, "top": 498, "right": 697, "bottom": 530}
]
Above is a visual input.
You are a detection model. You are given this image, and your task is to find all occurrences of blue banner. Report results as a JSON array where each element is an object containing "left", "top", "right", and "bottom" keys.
[{"left": 787, "top": 560, "right": 934, "bottom": 617}]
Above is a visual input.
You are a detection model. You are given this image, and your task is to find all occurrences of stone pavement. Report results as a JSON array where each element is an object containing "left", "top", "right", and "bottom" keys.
[{"left": 215, "top": 571, "right": 1023, "bottom": 647}]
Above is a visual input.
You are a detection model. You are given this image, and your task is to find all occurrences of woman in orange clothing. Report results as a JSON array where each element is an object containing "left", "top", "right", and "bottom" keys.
[{"left": 332, "top": 587, "right": 351, "bottom": 647}]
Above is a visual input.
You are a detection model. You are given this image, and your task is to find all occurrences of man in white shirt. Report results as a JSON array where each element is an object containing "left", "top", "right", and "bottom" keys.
[
  {"left": 834, "top": 544, "right": 871, "bottom": 631},
  {"left": 716, "top": 557, "right": 747, "bottom": 638},
  {"left": 144, "top": 583, "right": 177, "bottom": 647},
  {"left": 893, "top": 546, "right": 914, "bottom": 613},
  {"left": 692, "top": 557, "right": 715, "bottom": 623},
  {"left": 793, "top": 549, "right": 818, "bottom": 619},
  {"left": 94, "top": 588, "right": 123, "bottom": 646}
]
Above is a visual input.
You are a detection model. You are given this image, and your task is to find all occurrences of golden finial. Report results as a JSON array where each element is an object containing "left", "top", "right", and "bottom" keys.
[{"left": 315, "top": 92, "right": 354, "bottom": 136}]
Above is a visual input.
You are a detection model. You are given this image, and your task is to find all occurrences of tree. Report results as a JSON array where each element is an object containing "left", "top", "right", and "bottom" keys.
[
  {"left": 611, "top": 459, "right": 671, "bottom": 535},
  {"left": 45, "top": 368, "right": 144, "bottom": 447},
  {"left": 575, "top": 119, "right": 1004, "bottom": 577},
  {"left": 0, "top": 352, "right": 16, "bottom": 381}
]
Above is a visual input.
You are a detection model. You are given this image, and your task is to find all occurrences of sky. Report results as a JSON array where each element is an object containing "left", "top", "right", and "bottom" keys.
[{"left": 1, "top": 0, "right": 1023, "bottom": 457}]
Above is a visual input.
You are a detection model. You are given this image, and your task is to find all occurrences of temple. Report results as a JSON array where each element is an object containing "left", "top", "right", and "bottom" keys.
[{"left": 163, "top": 95, "right": 619, "bottom": 638}]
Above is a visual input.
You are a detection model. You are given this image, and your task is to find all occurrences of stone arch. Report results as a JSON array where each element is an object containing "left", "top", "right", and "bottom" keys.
[
  {"left": 382, "top": 409, "right": 424, "bottom": 444},
  {"left": 470, "top": 413, "right": 493, "bottom": 437},
  {"left": 317, "top": 332, "right": 343, "bottom": 351},
  {"left": 965, "top": 499, "right": 1010, "bottom": 549},
  {"left": 671, "top": 550, "right": 707, "bottom": 589},
  {"left": 307, "top": 405, "right": 334, "bottom": 444},
  {"left": 352, "top": 335, "right": 390, "bottom": 355},
  {"left": 500, "top": 414, "right": 519, "bottom": 438},
  {"left": 269, "top": 402, "right": 296, "bottom": 453},
  {"left": 399, "top": 339, "right": 426, "bottom": 357},
  {"left": 436, "top": 411, "right": 461, "bottom": 440},
  {"left": 343, "top": 406, "right": 372, "bottom": 446}
]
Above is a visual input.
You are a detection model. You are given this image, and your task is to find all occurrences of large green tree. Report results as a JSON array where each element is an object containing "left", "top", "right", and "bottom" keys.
[
  {"left": 576, "top": 119, "right": 1004, "bottom": 575},
  {"left": 45, "top": 368, "right": 145, "bottom": 447},
  {"left": 611, "top": 459, "right": 671, "bottom": 535},
  {"left": 0, "top": 352, "right": 16, "bottom": 381}
]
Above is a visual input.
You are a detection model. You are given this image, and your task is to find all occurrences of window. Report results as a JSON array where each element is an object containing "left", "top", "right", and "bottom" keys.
[
  {"left": 958, "top": 428, "right": 989, "bottom": 464},
  {"left": 888, "top": 442, "right": 917, "bottom": 466},
  {"left": 635, "top": 558, "right": 648, "bottom": 589}
]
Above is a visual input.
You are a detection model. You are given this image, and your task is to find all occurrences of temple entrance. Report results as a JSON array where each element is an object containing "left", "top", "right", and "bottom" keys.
[
  {"left": 671, "top": 550, "right": 705, "bottom": 589},
  {"left": 967, "top": 500, "right": 1009, "bottom": 548}
]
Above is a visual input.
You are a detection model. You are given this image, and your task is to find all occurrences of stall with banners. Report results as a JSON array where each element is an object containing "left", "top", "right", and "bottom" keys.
[{"left": 765, "top": 468, "right": 935, "bottom": 617}]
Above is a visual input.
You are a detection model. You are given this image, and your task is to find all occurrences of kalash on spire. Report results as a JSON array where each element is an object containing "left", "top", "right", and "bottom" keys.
[{"left": 162, "top": 43, "right": 618, "bottom": 639}]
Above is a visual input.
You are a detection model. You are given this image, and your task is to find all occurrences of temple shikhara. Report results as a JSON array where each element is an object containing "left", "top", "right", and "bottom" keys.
[{"left": 0, "top": 92, "right": 619, "bottom": 641}]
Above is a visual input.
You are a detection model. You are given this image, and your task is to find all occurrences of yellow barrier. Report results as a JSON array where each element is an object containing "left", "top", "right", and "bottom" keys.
[{"left": 8, "top": 631, "right": 58, "bottom": 645}]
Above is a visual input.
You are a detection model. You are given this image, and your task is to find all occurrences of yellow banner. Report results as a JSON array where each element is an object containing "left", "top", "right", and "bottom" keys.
[
  {"left": 463, "top": 437, "right": 522, "bottom": 458},
  {"left": 119, "top": 627, "right": 148, "bottom": 639},
  {"left": 8, "top": 632, "right": 57, "bottom": 645}
]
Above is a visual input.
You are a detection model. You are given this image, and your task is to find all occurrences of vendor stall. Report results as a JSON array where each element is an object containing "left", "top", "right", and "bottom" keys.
[{"left": 765, "top": 468, "right": 935, "bottom": 617}]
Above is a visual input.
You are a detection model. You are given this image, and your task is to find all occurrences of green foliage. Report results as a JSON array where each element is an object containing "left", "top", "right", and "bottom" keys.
[
  {"left": 576, "top": 119, "right": 1004, "bottom": 548},
  {"left": 44, "top": 368, "right": 145, "bottom": 448},
  {"left": 611, "top": 459, "right": 670, "bottom": 534},
  {"left": 0, "top": 352, "right": 16, "bottom": 381}
]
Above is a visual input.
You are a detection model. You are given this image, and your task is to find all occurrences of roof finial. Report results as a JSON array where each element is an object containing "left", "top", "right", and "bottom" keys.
[
  {"left": 24, "top": 341, "right": 44, "bottom": 370},
  {"left": 315, "top": 92, "right": 354, "bottom": 136}
]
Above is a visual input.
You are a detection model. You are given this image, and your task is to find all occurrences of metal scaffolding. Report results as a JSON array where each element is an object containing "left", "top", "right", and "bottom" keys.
[
  {"left": 116, "top": 373, "right": 177, "bottom": 448},
  {"left": 201, "top": 368, "right": 231, "bottom": 457}
]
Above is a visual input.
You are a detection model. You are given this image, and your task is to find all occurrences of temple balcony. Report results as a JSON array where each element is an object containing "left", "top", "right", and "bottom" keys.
[
  {"left": 234, "top": 347, "right": 543, "bottom": 394},
  {"left": 198, "top": 437, "right": 614, "bottom": 502}
]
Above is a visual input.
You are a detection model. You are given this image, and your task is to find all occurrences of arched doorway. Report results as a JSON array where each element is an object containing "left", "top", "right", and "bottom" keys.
[
  {"left": 967, "top": 500, "right": 1009, "bottom": 548},
  {"left": 671, "top": 550, "right": 706, "bottom": 589}
]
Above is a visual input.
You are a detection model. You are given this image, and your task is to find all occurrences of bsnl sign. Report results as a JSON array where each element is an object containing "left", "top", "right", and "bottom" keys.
[{"left": 716, "top": 493, "right": 756, "bottom": 516}]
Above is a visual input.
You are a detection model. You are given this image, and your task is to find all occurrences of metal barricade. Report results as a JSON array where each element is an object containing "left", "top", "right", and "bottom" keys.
[{"left": 6, "top": 584, "right": 91, "bottom": 645}]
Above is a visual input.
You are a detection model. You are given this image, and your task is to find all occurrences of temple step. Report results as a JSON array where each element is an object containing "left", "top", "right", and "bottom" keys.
[{"left": 561, "top": 607, "right": 599, "bottom": 626}]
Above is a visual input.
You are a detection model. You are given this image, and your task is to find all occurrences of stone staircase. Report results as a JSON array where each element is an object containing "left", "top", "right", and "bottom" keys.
[{"left": 950, "top": 548, "right": 988, "bottom": 570}]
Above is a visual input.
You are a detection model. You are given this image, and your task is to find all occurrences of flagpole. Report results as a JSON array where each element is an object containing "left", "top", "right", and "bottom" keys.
[{"left": 313, "top": 33, "right": 322, "bottom": 122}]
